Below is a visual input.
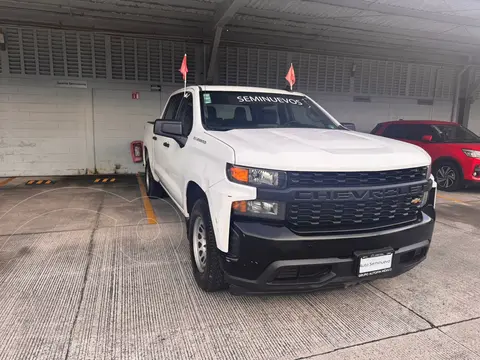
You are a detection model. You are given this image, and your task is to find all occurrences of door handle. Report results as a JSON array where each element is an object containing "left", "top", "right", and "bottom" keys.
[
  {"left": 152, "top": 136, "right": 157, "bottom": 140},
  {"left": 163, "top": 142, "right": 170, "bottom": 148}
]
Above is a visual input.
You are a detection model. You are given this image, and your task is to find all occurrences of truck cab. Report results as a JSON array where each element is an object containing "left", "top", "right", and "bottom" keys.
[{"left": 143, "top": 85, "right": 437, "bottom": 294}]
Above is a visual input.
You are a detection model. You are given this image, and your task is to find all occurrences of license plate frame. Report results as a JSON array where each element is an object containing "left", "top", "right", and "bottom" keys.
[{"left": 355, "top": 248, "right": 394, "bottom": 278}]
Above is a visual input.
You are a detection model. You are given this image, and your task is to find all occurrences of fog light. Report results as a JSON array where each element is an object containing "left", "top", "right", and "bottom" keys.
[
  {"left": 474, "top": 166, "right": 480, "bottom": 178},
  {"left": 232, "top": 200, "right": 283, "bottom": 219}
]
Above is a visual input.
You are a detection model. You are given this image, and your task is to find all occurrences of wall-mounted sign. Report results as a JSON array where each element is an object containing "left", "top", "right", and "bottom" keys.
[
  {"left": 56, "top": 80, "right": 88, "bottom": 89},
  {"left": 150, "top": 84, "right": 162, "bottom": 92},
  {"left": 132, "top": 91, "right": 140, "bottom": 100}
]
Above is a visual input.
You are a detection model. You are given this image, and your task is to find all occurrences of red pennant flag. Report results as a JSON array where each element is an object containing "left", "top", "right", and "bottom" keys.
[
  {"left": 179, "top": 54, "right": 188, "bottom": 81},
  {"left": 285, "top": 63, "right": 296, "bottom": 90}
]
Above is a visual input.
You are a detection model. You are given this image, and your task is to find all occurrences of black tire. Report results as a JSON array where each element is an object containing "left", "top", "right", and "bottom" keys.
[
  {"left": 145, "top": 161, "right": 166, "bottom": 198},
  {"left": 434, "top": 161, "right": 463, "bottom": 192},
  {"left": 188, "top": 198, "right": 226, "bottom": 292}
]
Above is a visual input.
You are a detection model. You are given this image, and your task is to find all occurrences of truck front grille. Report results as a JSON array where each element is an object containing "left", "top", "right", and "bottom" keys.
[
  {"left": 288, "top": 167, "right": 428, "bottom": 188},
  {"left": 286, "top": 195, "right": 421, "bottom": 234}
]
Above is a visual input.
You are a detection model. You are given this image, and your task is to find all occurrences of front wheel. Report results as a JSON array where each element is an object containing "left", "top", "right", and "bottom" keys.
[
  {"left": 188, "top": 198, "right": 226, "bottom": 292},
  {"left": 434, "top": 161, "right": 463, "bottom": 192},
  {"left": 145, "top": 161, "right": 166, "bottom": 198}
]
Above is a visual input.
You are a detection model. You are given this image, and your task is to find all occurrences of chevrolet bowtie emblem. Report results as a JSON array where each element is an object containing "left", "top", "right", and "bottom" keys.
[{"left": 411, "top": 198, "right": 422, "bottom": 205}]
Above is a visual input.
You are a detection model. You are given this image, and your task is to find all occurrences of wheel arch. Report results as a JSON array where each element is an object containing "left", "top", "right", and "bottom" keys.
[
  {"left": 432, "top": 156, "right": 464, "bottom": 180},
  {"left": 186, "top": 181, "right": 207, "bottom": 217}
]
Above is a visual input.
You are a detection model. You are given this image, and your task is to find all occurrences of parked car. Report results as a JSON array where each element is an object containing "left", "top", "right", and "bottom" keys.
[
  {"left": 143, "top": 86, "right": 436, "bottom": 294},
  {"left": 371, "top": 120, "right": 480, "bottom": 191}
]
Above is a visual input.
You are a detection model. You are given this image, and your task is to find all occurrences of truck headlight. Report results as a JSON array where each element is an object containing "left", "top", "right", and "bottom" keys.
[
  {"left": 227, "top": 164, "right": 286, "bottom": 188},
  {"left": 425, "top": 164, "right": 431, "bottom": 180},
  {"left": 232, "top": 200, "right": 285, "bottom": 219},
  {"left": 462, "top": 149, "right": 480, "bottom": 158}
]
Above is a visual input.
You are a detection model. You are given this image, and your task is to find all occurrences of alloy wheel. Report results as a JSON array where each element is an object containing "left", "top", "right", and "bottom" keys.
[
  {"left": 192, "top": 217, "right": 207, "bottom": 273},
  {"left": 436, "top": 165, "right": 456, "bottom": 189}
]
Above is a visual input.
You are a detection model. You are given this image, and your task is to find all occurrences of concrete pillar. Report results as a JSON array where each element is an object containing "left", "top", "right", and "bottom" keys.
[{"left": 458, "top": 67, "right": 475, "bottom": 127}]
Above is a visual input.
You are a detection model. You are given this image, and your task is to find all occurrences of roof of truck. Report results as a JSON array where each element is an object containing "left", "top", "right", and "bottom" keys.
[{"left": 178, "top": 85, "right": 305, "bottom": 96}]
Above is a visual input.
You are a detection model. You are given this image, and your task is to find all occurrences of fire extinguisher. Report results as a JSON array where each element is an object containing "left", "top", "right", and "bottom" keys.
[{"left": 130, "top": 141, "right": 143, "bottom": 163}]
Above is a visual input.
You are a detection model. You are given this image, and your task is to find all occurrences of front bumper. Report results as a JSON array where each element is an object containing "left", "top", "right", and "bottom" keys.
[{"left": 221, "top": 212, "right": 435, "bottom": 295}]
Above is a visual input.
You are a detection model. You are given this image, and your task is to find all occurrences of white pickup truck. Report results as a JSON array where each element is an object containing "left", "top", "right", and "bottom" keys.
[{"left": 143, "top": 86, "right": 437, "bottom": 295}]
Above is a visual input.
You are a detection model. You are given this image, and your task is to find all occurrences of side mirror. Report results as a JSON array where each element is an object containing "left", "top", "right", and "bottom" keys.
[
  {"left": 153, "top": 119, "right": 162, "bottom": 135},
  {"left": 154, "top": 119, "right": 183, "bottom": 137},
  {"left": 341, "top": 122, "right": 356, "bottom": 131},
  {"left": 421, "top": 135, "right": 433, "bottom": 142},
  {"left": 153, "top": 119, "right": 186, "bottom": 147}
]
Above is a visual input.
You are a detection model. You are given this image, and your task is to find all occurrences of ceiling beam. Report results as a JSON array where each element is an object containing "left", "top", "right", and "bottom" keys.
[
  {"left": 207, "top": 0, "right": 249, "bottom": 82},
  {"left": 213, "top": 0, "right": 249, "bottom": 29},
  {"left": 0, "top": 4, "right": 212, "bottom": 25},
  {"left": 0, "top": 11, "right": 205, "bottom": 39},
  {"left": 206, "top": 27, "right": 223, "bottom": 83},
  {"left": 228, "top": 17, "right": 480, "bottom": 56},
  {"left": 1, "top": 0, "right": 214, "bottom": 13},
  {"left": 223, "top": 26, "right": 470, "bottom": 65},
  {"left": 308, "top": 0, "right": 480, "bottom": 28},
  {"left": 237, "top": 10, "right": 480, "bottom": 47}
]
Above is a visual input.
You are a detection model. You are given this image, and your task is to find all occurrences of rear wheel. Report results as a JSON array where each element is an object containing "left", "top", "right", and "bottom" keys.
[
  {"left": 145, "top": 161, "right": 165, "bottom": 198},
  {"left": 434, "top": 161, "right": 463, "bottom": 192},
  {"left": 188, "top": 198, "right": 226, "bottom": 292}
]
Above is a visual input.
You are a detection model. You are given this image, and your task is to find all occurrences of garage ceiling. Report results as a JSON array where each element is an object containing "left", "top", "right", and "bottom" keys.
[{"left": 1, "top": 0, "right": 480, "bottom": 63}]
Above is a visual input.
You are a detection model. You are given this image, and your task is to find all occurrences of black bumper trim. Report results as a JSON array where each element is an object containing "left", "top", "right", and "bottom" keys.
[
  {"left": 233, "top": 213, "right": 431, "bottom": 241},
  {"left": 222, "top": 212, "right": 434, "bottom": 294},
  {"left": 226, "top": 240, "right": 430, "bottom": 295}
]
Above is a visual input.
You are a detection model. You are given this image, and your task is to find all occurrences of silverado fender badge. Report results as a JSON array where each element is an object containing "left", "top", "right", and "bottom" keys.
[{"left": 194, "top": 137, "right": 206, "bottom": 144}]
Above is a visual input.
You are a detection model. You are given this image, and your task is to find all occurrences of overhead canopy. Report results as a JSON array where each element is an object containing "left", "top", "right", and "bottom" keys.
[{"left": 1, "top": 0, "right": 480, "bottom": 63}]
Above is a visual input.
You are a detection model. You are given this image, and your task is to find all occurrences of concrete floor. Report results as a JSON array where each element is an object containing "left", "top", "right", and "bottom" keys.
[{"left": 0, "top": 175, "right": 480, "bottom": 360}]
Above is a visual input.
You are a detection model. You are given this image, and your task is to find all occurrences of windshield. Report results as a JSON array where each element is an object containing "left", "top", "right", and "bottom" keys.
[
  {"left": 200, "top": 91, "right": 341, "bottom": 131},
  {"left": 432, "top": 124, "right": 480, "bottom": 143}
]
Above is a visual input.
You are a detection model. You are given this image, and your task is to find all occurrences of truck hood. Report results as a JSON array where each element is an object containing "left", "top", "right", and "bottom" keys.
[{"left": 208, "top": 128, "right": 431, "bottom": 171}]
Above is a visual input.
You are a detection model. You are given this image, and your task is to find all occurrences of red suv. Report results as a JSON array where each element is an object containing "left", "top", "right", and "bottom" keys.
[{"left": 372, "top": 120, "right": 480, "bottom": 191}]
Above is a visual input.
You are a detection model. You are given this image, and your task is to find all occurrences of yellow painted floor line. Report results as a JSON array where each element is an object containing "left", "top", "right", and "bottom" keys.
[
  {"left": 136, "top": 174, "right": 158, "bottom": 225},
  {"left": 437, "top": 194, "right": 468, "bottom": 205},
  {"left": 0, "top": 177, "right": 16, "bottom": 187}
]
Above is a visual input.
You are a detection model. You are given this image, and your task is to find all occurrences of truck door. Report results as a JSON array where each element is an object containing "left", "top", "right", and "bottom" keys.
[
  {"left": 152, "top": 93, "right": 183, "bottom": 187},
  {"left": 166, "top": 91, "right": 194, "bottom": 206}
]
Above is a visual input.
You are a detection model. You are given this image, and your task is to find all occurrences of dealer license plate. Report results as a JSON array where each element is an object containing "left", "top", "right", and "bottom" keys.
[{"left": 358, "top": 252, "right": 393, "bottom": 278}]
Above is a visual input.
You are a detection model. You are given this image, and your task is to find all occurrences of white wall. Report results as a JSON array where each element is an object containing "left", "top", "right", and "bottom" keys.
[
  {"left": 0, "top": 77, "right": 181, "bottom": 176},
  {"left": 93, "top": 89, "right": 161, "bottom": 174},
  {"left": 92, "top": 84, "right": 178, "bottom": 174},
  {"left": 0, "top": 78, "right": 90, "bottom": 176},
  {"left": 309, "top": 93, "right": 453, "bottom": 133}
]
